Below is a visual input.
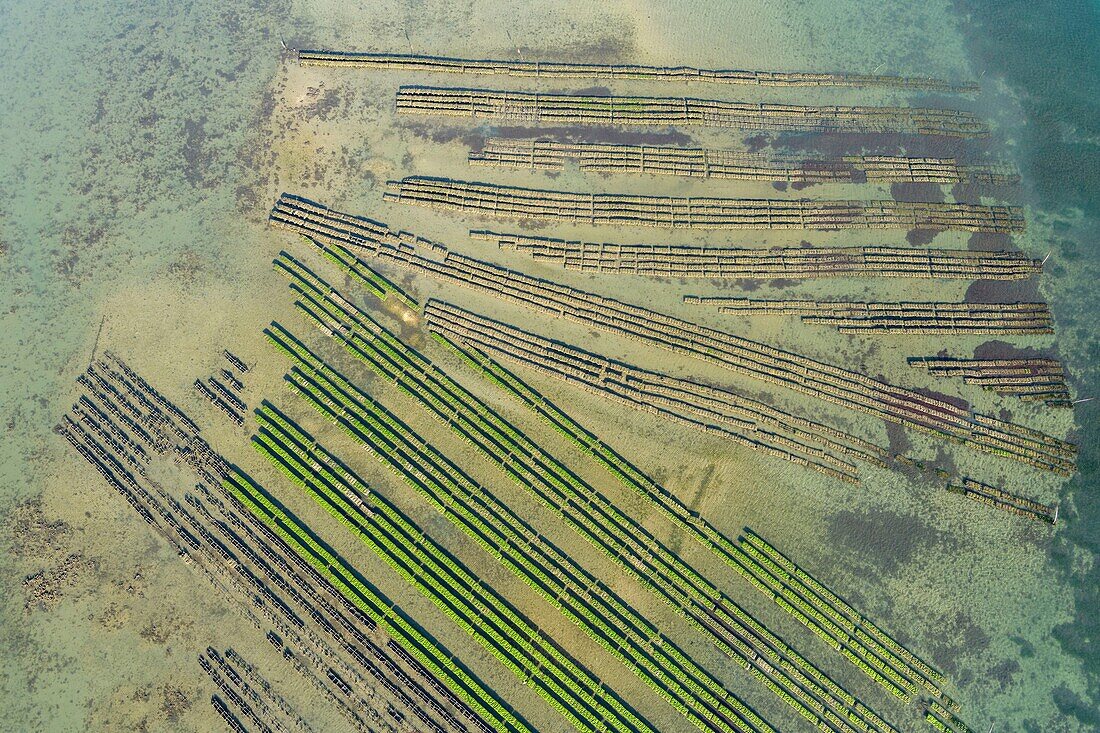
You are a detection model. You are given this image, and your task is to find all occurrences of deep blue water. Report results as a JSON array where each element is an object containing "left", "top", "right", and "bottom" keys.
[{"left": 958, "top": 0, "right": 1100, "bottom": 728}]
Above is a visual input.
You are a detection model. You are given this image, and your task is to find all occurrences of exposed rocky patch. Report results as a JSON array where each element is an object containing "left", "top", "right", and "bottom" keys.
[
  {"left": 98, "top": 602, "right": 130, "bottom": 630},
  {"left": 159, "top": 683, "right": 193, "bottom": 722},
  {"left": 5, "top": 497, "right": 71, "bottom": 560},
  {"left": 22, "top": 552, "right": 99, "bottom": 612},
  {"left": 139, "top": 610, "right": 190, "bottom": 646}
]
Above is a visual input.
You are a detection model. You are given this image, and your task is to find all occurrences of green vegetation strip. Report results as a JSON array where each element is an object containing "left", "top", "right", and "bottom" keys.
[
  {"left": 247, "top": 400, "right": 652, "bottom": 733},
  {"left": 924, "top": 702, "right": 973, "bottom": 733},
  {"left": 276, "top": 256, "right": 883, "bottom": 731},
  {"left": 271, "top": 362, "right": 771, "bottom": 733},
  {"left": 433, "top": 339, "right": 927, "bottom": 715},
  {"left": 263, "top": 326, "right": 767, "bottom": 733},
  {"left": 270, "top": 252, "right": 898, "bottom": 733},
  {"left": 735, "top": 531, "right": 953, "bottom": 704},
  {"left": 221, "top": 470, "right": 530, "bottom": 733},
  {"left": 437, "top": 331, "right": 951, "bottom": 708},
  {"left": 285, "top": 243, "right": 419, "bottom": 310}
]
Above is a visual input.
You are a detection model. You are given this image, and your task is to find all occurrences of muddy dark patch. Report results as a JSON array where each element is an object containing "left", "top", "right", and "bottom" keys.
[
  {"left": 4, "top": 498, "right": 71, "bottom": 559},
  {"left": 966, "top": 231, "right": 1016, "bottom": 252},
  {"left": 22, "top": 553, "right": 99, "bottom": 612},
  {"left": 906, "top": 228, "right": 938, "bottom": 246},
  {"left": 772, "top": 181, "right": 788, "bottom": 192},
  {"left": 1052, "top": 235, "right": 1082, "bottom": 262},
  {"left": 930, "top": 612, "right": 990, "bottom": 678},
  {"left": 890, "top": 182, "right": 946, "bottom": 203},
  {"left": 91, "top": 95, "right": 109, "bottom": 124},
  {"left": 402, "top": 122, "right": 487, "bottom": 150},
  {"left": 516, "top": 219, "right": 549, "bottom": 231},
  {"left": 688, "top": 463, "right": 715, "bottom": 517},
  {"left": 827, "top": 507, "right": 949, "bottom": 577},
  {"left": 973, "top": 339, "right": 1052, "bottom": 360},
  {"left": 140, "top": 610, "right": 191, "bottom": 646},
  {"left": 181, "top": 116, "right": 210, "bottom": 188},
  {"left": 514, "top": 28, "right": 635, "bottom": 65},
  {"left": 744, "top": 134, "right": 769, "bottom": 153},
  {"left": 990, "top": 658, "right": 1021, "bottom": 691},
  {"left": 52, "top": 250, "right": 81, "bottom": 283},
  {"left": 258, "top": 88, "right": 277, "bottom": 121},
  {"left": 160, "top": 684, "right": 192, "bottom": 723},
  {"left": 314, "top": 88, "right": 342, "bottom": 121},
  {"left": 883, "top": 420, "right": 912, "bottom": 456},
  {"left": 773, "top": 131, "right": 976, "bottom": 160},
  {"left": 1052, "top": 684, "right": 1100, "bottom": 728},
  {"left": 724, "top": 278, "right": 760, "bottom": 292},
  {"left": 59, "top": 221, "right": 106, "bottom": 252},
  {"left": 167, "top": 248, "right": 206, "bottom": 282},
  {"left": 234, "top": 182, "right": 260, "bottom": 214},
  {"left": 1011, "top": 635, "right": 1037, "bottom": 658},
  {"left": 219, "top": 8, "right": 244, "bottom": 35},
  {"left": 496, "top": 84, "right": 613, "bottom": 98},
  {"left": 951, "top": 179, "right": 1016, "bottom": 203},
  {"left": 140, "top": 619, "right": 173, "bottom": 645},
  {"left": 927, "top": 445, "right": 958, "bottom": 477},
  {"left": 964, "top": 277, "right": 1041, "bottom": 303}
]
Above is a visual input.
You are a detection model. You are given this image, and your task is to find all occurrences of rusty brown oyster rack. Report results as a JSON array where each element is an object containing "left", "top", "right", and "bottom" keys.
[
  {"left": 55, "top": 354, "right": 520, "bottom": 733},
  {"left": 224, "top": 349, "right": 250, "bottom": 373},
  {"left": 194, "top": 378, "right": 245, "bottom": 425},
  {"left": 470, "top": 139, "right": 1017, "bottom": 185},
  {"left": 212, "top": 647, "right": 316, "bottom": 733},
  {"left": 421, "top": 298, "right": 882, "bottom": 483},
  {"left": 199, "top": 648, "right": 304, "bottom": 733},
  {"left": 299, "top": 50, "right": 978, "bottom": 92},
  {"left": 266, "top": 194, "right": 1075, "bottom": 475},
  {"left": 396, "top": 87, "right": 989, "bottom": 137},
  {"left": 383, "top": 177, "right": 1024, "bottom": 232},
  {"left": 946, "top": 478, "right": 1057, "bottom": 524},
  {"left": 425, "top": 299, "right": 1068, "bottom": 510},
  {"left": 908, "top": 356, "right": 1071, "bottom": 407},
  {"left": 686, "top": 297, "right": 1055, "bottom": 335},
  {"left": 480, "top": 230, "right": 1041, "bottom": 281}
]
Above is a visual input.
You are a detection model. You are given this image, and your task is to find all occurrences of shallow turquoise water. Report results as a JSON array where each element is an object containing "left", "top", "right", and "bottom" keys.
[{"left": 954, "top": 1, "right": 1100, "bottom": 728}]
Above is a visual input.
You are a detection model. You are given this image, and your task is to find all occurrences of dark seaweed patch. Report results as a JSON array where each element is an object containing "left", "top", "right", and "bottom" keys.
[{"left": 827, "top": 507, "right": 949, "bottom": 577}]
